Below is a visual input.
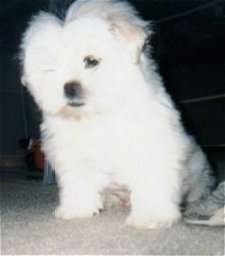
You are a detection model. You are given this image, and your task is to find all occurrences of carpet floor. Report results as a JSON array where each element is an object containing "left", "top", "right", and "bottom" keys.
[{"left": 1, "top": 172, "right": 224, "bottom": 255}]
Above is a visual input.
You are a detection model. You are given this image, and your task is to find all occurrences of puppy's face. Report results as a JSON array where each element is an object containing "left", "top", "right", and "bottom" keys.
[{"left": 21, "top": 14, "right": 147, "bottom": 118}]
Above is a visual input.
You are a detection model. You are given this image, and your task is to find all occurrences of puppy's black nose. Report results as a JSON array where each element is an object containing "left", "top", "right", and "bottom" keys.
[{"left": 64, "top": 81, "right": 81, "bottom": 99}]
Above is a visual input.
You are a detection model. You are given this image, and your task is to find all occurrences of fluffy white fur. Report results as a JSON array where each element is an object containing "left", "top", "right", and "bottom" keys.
[{"left": 20, "top": 0, "right": 213, "bottom": 228}]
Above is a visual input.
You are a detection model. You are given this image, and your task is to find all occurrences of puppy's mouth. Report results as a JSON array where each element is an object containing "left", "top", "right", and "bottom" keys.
[{"left": 67, "top": 99, "right": 85, "bottom": 108}]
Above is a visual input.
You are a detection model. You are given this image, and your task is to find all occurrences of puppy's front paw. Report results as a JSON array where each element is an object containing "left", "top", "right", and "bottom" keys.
[
  {"left": 125, "top": 212, "right": 181, "bottom": 229},
  {"left": 54, "top": 205, "right": 101, "bottom": 220}
]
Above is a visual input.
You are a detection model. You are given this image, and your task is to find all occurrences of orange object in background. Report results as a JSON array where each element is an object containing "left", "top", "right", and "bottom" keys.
[{"left": 28, "top": 139, "right": 44, "bottom": 170}]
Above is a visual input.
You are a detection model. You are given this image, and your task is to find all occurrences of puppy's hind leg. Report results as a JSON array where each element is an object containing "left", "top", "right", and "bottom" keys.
[{"left": 185, "top": 146, "right": 215, "bottom": 204}]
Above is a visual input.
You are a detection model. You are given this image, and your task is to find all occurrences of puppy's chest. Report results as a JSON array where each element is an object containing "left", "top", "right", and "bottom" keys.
[
  {"left": 52, "top": 117, "right": 143, "bottom": 162},
  {"left": 69, "top": 120, "right": 127, "bottom": 154}
]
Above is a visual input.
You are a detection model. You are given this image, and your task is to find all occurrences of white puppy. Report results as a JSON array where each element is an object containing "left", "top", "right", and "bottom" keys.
[{"left": 20, "top": 0, "right": 214, "bottom": 228}]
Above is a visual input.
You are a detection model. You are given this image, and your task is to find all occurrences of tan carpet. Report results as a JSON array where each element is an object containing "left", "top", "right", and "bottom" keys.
[{"left": 1, "top": 172, "right": 224, "bottom": 255}]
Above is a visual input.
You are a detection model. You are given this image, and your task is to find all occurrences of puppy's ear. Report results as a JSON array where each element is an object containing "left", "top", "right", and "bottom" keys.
[{"left": 110, "top": 21, "right": 150, "bottom": 64}]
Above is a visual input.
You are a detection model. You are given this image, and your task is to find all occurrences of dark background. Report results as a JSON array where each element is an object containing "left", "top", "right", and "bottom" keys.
[{"left": 1, "top": 0, "right": 225, "bottom": 156}]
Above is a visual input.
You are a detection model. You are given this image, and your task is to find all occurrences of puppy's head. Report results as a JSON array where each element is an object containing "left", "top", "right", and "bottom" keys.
[
  {"left": 20, "top": 2, "right": 151, "bottom": 119},
  {"left": 65, "top": 0, "right": 151, "bottom": 64}
]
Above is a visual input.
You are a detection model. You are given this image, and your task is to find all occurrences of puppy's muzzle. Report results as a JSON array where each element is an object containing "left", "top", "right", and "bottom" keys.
[{"left": 64, "top": 81, "right": 85, "bottom": 107}]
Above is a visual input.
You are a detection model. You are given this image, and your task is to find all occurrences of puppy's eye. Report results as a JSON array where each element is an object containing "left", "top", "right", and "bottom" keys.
[{"left": 84, "top": 56, "right": 100, "bottom": 69}]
